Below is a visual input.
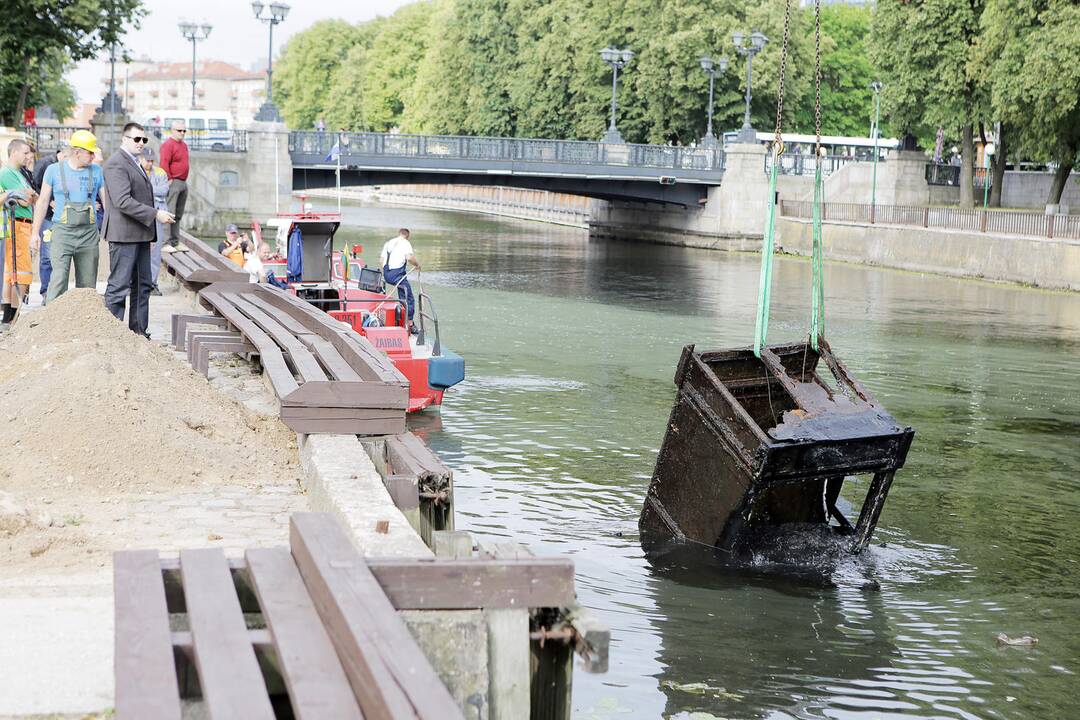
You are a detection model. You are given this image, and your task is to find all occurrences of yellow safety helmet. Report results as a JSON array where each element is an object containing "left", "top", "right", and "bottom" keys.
[{"left": 69, "top": 129, "right": 100, "bottom": 154}]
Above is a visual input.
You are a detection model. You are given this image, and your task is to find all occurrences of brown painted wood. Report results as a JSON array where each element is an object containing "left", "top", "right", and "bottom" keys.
[
  {"left": 280, "top": 406, "right": 405, "bottom": 420},
  {"left": 290, "top": 513, "right": 464, "bottom": 720},
  {"left": 285, "top": 416, "right": 407, "bottom": 436},
  {"left": 160, "top": 554, "right": 576, "bottom": 610},
  {"left": 354, "top": 557, "right": 575, "bottom": 610},
  {"left": 113, "top": 550, "right": 182, "bottom": 720},
  {"left": 201, "top": 290, "right": 300, "bottom": 399},
  {"left": 282, "top": 380, "right": 408, "bottom": 410},
  {"left": 222, "top": 291, "right": 328, "bottom": 384},
  {"left": 245, "top": 548, "right": 364, "bottom": 720},
  {"left": 192, "top": 338, "right": 256, "bottom": 376},
  {"left": 179, "top": 548, "right": 276, "bottom": 720},
  {"left": 386, "top": 433, "right": 450, "bottom": 479},
  {"left": 172, "top": 313, "right": 228, "bottom": 350}
]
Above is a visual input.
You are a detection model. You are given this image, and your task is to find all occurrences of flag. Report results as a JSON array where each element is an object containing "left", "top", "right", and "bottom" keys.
[{"left": 324, "top": 142, "right": 340, "bottom": 163}]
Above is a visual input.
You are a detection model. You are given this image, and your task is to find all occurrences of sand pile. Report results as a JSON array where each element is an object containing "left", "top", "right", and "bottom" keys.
[{"left": 0, "top": 289, "right": 299, "bottom": 569}]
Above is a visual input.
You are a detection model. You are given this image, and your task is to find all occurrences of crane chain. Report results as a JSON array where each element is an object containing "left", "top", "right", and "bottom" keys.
[
  {"left": 773, "top": 0, "right": 794, "bottom": 155},
  {"left": 814, "top": 0, "right": 822, "bottom": 155}
]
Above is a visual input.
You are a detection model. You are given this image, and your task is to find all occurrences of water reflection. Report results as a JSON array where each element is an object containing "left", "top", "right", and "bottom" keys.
[{"left": 321, "top": 199, "right": 1080, "bottom": 719}]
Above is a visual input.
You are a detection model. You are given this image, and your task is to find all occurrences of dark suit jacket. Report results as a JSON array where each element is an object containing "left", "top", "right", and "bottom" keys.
[{"left": 102, "top": 149, "right": 157, "bottom": 243}]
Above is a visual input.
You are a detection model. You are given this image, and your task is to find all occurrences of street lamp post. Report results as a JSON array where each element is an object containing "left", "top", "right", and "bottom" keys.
[
  {"left": 252, "top": 1, "right": 291, "bottom": 122},
  {"left": 599, "top": 46, "right": 634, "bottom": 144},
  {"left": 870, "top": 80, "right": 882, "bottom": 219},
  {"left": 178, "top": 20, "right": 212, "bottom": 110},
  {"left": 732, "top": 30, "right": 768, "bottom": 144},
  {"left": 698, "top": 54, "right": 728, "bottom": 146}
]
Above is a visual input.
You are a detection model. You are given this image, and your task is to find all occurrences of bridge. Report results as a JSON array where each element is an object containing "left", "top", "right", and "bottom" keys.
[{"left": 288, "top": 131, "right": 725, "bottom": 206}]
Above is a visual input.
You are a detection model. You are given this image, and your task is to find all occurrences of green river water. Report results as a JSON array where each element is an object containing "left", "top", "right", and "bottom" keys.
[{"left": 319, "top": 198, "right": 1080, "bottom": 720}]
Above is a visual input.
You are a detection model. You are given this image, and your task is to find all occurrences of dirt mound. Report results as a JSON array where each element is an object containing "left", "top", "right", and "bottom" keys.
[{"left": 0, "top": 289, "right": 299, "bottom": 571}]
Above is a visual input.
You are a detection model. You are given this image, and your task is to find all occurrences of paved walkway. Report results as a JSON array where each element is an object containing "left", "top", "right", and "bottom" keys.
[{"left": 0, "top": 279, "right": 308, "bottom": 719}]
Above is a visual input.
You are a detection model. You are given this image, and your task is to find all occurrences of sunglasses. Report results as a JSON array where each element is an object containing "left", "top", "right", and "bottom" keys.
[
  {"left": 175, "top": 129, "right": 187, "bottom": 134},
  {"left": 126, "top": 135, "right": 149, "bottom": 144}
]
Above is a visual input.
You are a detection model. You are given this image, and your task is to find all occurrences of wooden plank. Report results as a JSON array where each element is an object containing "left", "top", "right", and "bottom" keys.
[
  {"left": 160, "top": 555, "right": 575, "bottom": 610},
  {"left": 245, "top": 548, "right": 364, "bottom": 720},
  {"left": 253, "top": 286, "right": 405, "bottom": 383},
  {"left": 192, "top": 338, "right": 256, "bottom": 376},
  {"left": 281, "top": 406, "right": 405, "bottom": 420},
  {"left": 283, "top": 380, "right": 408, "bottom": 410},
  {"left": 565, "top": 605, "right": 610, "bottom": 673},
  {"left": 386, "top": 433, "right": 451, "bottom": 480},
  {"left": 363, "top": 557, "right": 575, "bottom": 609},
  {"left": 113, "top": 550, "right": 182, "bottom": 720},
  {"left": 200, "top": 290, "right": 300, "bottom": 399},
  {"left": 285, "top": 415, "right": 407, "bottom": 436},
  {"left": 179, "top": 548, "right": 276, "bottom": 720},
  {"left": 172, "top": 313, "right": 228, "bottom": 351},
  {"left": 223, "top": 291, "right": 329, "bottom": 384},
  {"left": 290, "top": 513, "right": 463, "bottom": 720}
]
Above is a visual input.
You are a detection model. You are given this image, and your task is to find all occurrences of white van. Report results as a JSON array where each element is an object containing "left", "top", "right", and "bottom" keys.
[{"left": 144, "top": 111, "right": 233, "bottom": 150}]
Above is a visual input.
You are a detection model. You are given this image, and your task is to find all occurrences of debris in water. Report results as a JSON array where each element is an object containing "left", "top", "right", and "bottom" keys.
[{"left": 996, "top": 633, "right": 1038, "bottom": 647}]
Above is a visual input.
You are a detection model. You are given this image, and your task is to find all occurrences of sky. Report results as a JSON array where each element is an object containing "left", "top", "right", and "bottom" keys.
[{"left": 70, "top": 0, "right": 415, "bottom": 104}]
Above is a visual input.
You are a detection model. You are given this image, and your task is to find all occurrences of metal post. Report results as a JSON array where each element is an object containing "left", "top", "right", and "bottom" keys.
[
  {"left": 706, "top": 72, "right": 715, "bottom": 140},
  {"left": 608, "top": 65, "right": 619, "bottom": 136},
  {"left": 742, "top": 55, "right": 752, "bottom": 133},
  {"left": 266, "top": 21, "right": 274, "bottom": 103},
  {"left": 190, "top": 39, "right": 197, "bottom": 109},
  {"left": 870, "top": 82, "right": 881, "bottom": 216}
]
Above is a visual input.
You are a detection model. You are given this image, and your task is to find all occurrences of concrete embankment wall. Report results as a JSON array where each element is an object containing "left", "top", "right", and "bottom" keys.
[{"left": 778, "top": 217, "right": 1080, "bottom": 291}]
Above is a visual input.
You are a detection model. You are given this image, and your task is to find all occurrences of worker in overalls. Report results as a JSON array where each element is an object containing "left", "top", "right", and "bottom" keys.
[
  {"left": 379, "top": 228, "right": 421, "bottom": 334},
  {"left": 30, "top": 130, "right": 106, "bottom": 302}
]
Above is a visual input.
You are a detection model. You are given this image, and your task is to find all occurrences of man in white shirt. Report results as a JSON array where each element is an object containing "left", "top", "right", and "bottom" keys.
[{"left": 379, "top": 228, "right": 421, "bottom": 333}]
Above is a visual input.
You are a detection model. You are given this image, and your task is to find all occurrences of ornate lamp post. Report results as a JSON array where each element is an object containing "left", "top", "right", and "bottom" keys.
[
  {"left": 732, "top": 30, "right": 767, "bottom": 143},
  {"left": 178, "top": 20, "right": 212, "bottom": 110},
  {"left": 252, "top": 1, "right": 290, "bottom": 122},
  {"left": 698, "top": 54, "right": 728, "bottom": 146},
  {"left": 599, "top": 46, "right": 634, "bottom": 144}
]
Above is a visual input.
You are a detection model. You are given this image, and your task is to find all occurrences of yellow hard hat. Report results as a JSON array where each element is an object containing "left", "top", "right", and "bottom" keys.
[{"left": 69, "top": 129, "right": 100, "bottom": 154}]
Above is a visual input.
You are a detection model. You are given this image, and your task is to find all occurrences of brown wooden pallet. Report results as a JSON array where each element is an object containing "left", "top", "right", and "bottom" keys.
[
  {"left": 114, "top": 513, "right": 583, "bottom": 719},
  {"left": 162, "top": 230, "right": 250, "bottom": 289}
]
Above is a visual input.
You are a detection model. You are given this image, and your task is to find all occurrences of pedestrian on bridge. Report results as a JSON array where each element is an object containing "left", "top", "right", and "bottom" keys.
[{"left": 160, "top": 119, "right": 189, "bottom": 247}]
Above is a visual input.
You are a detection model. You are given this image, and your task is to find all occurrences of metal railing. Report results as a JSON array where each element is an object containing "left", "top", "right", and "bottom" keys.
[
  {"left": 764, "top": 153, "right": 867, "bottom": 176},
  {"left": 780, "top": 199, "right": 1080, "bottom": 240},
  {"left": 925, "top": 163, "right": 992, "bottom": 188},
  {"left": 19, "top": 125, "right": 89, "bottom": 154},
  {"left": 289, "top": 131, "right": 725, "bottom": 173},
  {"left": 146, "top": 126, "right": 248, "bottom": 152}
]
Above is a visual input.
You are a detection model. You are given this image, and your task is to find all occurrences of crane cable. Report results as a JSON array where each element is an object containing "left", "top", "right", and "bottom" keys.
[
  {"left": 809, "top": 0, "right": 826, "bottom": 352},
  {"left": 752, "top": 0, "right": 793, "bottom": 358}
]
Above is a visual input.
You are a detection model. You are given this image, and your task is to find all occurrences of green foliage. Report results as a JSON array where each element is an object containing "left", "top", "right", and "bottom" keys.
[
  {"left": 976, "top": 0, "right": 1080, "bottom": 166},
  {"left": 801, "top": 5, "right": 874, "bottom": 137},
  {"left": 0, "top": 0, "right": 147, "bottom": 124},
  {"left": 274, "top": 19, "right": 363, "bottom": 130}
]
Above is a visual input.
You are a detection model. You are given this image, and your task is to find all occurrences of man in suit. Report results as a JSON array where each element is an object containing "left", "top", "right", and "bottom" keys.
[{"left": 101, "top": 122, "right": 175, "bottom": 336}]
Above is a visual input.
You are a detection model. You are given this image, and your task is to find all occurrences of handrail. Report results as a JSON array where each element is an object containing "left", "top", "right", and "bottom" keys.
[
  {"left": 779, "top": 199, "right": 1080, "bottom": 240},
  {"left": 288, "top": 130, "right": 725, "bottom": 172}
]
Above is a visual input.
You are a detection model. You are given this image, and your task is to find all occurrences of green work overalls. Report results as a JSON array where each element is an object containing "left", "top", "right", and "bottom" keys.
[{"left": 46, "top": 162, "right": 100, "bottom": 302}]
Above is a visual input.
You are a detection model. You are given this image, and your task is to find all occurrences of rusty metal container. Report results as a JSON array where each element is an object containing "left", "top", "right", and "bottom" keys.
[{"left": 640, "top": 341, "right": 914, "bottom": 555}]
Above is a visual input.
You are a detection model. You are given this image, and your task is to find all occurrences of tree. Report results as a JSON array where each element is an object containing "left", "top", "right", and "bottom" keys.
[
  {"left": 977, "top": 0, "right": 1080, "bottom": 208},
  {"left": 871, "top": 0, "right": 987, "bottom": 207},
  {"left": 274, "top": 19, "right": 363, "bottom": 130},
  {"left": 0, "top": 0, "right": 146, "bottom": 125},
  {"left": 802, "top": 4, "right": 874, "bottom": 137}
]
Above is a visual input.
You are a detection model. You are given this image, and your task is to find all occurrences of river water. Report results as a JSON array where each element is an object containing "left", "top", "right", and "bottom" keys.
[{"left": 320, "top": 198, "right": 1080, "bottom": 720}]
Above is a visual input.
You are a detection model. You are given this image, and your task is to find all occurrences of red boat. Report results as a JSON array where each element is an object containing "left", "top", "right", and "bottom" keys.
[{"left": 252, "top": 208, "right": 464, "bottom": 412}]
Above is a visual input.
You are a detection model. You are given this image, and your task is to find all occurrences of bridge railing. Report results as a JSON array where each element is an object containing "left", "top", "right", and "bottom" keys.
[
  {"left": 764, "top": 153, "right": 866, "bottom": 176},
  {"left": 19, "top": 125, "right": 90, "bottom": 154},
  {"left": 780, "top": 199, "right": 1080, "bottom": 240},
  {"left": 289, "top": 131, "right": 724, "bottom": 172},
  {"left": 146, "top": 126, "right": 248, "bottom": 153}
]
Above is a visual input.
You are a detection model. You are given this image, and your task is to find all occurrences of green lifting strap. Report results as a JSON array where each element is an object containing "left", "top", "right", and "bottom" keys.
[
  {"left": 753, "top": 152, "right": 781, "bottom": 358},
  {"left": 810, "top": 157, "right": 825, "bottom": 350}
]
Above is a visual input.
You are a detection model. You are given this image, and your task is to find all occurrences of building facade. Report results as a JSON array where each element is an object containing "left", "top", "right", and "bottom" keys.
[{"left": 119, "top": 60, "right": 266, "bottom": 126}]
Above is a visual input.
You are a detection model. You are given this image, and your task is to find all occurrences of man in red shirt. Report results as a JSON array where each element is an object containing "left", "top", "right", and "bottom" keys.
[{"left": 159, "top": 119, "right": 189, "bottom": 246}]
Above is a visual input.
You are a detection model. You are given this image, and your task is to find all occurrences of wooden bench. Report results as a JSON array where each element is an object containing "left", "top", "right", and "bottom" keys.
[
  {"left": 185, "top": 282, "right": 408, "bottom": 434},
  {"left": 114, "top": 513, "right": 586, "bottom": 719},
  {"left": 161, "top": 230, "right": 249, "bottom": 289}
]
